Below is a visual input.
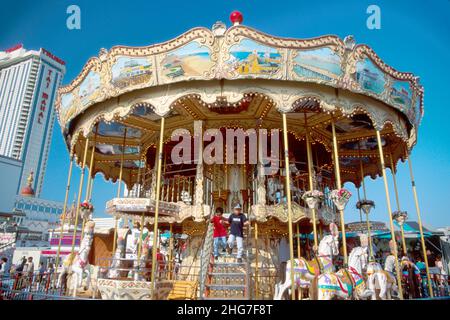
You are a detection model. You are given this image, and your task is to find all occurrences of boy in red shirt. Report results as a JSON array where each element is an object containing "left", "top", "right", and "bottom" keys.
[{"left": 211, "top": 207, "right": 228, "bottom": 260}]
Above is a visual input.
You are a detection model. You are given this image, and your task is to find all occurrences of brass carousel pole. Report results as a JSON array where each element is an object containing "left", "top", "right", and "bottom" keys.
[
  {"left": 167, "top": 223, "right": 174, "bottom": 280},
  {"left": 112, "top": 128, "right": 127, "bottom": 255},
  {"left": 304, "top": 113, "right": 318, "bottom": 250},
  {"left": 150, "top": 117, "right": 165, "bottom": 299},
  {"left": 70, "top": 137, "right": 90, "bottom": 255},
  {"left": 54, "top": 153, "right": 74, "bottom": 282},
  {"left": 281, "top": 113, "right": 295, "bottom": 300},
  {"left": 136, "top": 152, "right": 147, "bottom": 277},
  {"left": 163, "top": 147, "right": 174, "bottom": 281},
  {"left": 356, "top": 188, "right": 363, "bottom": 223},
  {"left": 405, "top": 148, "right": 434, "bottom": 298},
  {"left": 296, "top": 224, "right": 301, "bottom": 262},
  {"left": 358, "top": 147, "right": 374, "bottom": 260},
  {"left": 330, "top": 119, "right": 348, "bottom": 265},
  {"left": 86, "top": 124, "right": 99, "bottom": 202},
  {"left": 254, "top": 221, "right": 259, "bottom": 299},
  {"left": 375, "top": 130, "right": 403, "bottom": 300},
  {"left": 81, "top": 126, "right": 98, "bottom": 240},
  {"left": 296, "top": 223, "right": 302, "bottom": 300},
  {"left": 389, "top": 153, "right": 407, "bottom": 256}
]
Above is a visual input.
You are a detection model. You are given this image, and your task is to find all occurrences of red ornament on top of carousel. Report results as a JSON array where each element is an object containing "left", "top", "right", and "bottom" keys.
[{"left": 230, "top": 11, "right": 243, "bottom": 26}]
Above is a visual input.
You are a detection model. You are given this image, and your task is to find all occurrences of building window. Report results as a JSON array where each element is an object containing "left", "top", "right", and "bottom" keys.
[
  {"left": 25, "top": 204, "right": 31, "bottom": 210},
  {"left": 51, "top": 208, "right": 56, "bottom": 214},
  {"left": 39, "top": 206, "right": 44, "bottom": 212},
  {"left": 31, "top": 205, "right": 38, "bottom": 211},
  {"left": 45, "top": 207, "right": 51, "bottom": 213}
]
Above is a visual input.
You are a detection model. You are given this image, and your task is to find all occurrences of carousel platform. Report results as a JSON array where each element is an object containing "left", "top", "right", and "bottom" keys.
[{"left": 96, "top": 278, "right": 198, "bottom": 300}]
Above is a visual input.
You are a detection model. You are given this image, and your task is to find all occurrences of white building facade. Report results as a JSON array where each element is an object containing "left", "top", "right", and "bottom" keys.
[{"left": 0, "top": 44, "right": 66, "bottom": 198}]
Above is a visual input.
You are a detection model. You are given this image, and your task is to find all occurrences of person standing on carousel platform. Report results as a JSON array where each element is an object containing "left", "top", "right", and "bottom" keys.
[
  {"left": 384, "top": 240, "right": 399, "bottom": 285},
  {"left": 210, "top": 207, "right": 228, "bottom": 260},
  {"left": 226, "top": 204, "right": 250, "bottom": 263}
]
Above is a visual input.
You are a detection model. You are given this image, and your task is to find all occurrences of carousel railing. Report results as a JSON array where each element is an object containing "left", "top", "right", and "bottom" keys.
[
  {"left": 0, "top": 271, "right": 94, "bottom": 300},
  {"left": 248, "top": 266, "right": 278, "bottom": 300},
  {"left": 199, "top": 214, "right": 215, "bottom": 299},
  {"left": 128, "top": 167, "right": 216, "bottom": 207},
  {"left": 262, "top": 170, "right": 336, "bottom": 219},
  {"left": 95, "top": 257, "right": 202, "bottom": 283}
]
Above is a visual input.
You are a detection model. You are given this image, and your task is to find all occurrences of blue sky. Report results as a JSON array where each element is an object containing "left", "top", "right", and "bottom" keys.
[{"left": 1, "top": 0, "right": 449, "bottom": 228}]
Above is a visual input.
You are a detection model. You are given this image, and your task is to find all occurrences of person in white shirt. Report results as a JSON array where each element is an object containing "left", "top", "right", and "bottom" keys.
[
  {"left": 0, "top": 257, "right": 8, "bottom": 275},
  {"left": 25, "top": 257, "right": 35, "bottom": 276}
]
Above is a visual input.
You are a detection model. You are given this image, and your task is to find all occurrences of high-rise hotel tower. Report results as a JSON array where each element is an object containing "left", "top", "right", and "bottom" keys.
[{"left": 0, "top": 44, "right": 66, "bottom": 199}]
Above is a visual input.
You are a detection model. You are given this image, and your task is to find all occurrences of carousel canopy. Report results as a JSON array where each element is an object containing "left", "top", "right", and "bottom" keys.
[{"left": 55, "top": 17, "right": 424, "bottom": 188}]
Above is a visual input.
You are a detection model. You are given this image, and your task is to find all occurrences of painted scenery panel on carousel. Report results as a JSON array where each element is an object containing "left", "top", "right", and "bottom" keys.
[
  {"left": 389, "top": 80, "right": 413, "bottom": 112},
  {"left": 97, "top": 122, "right": 142, "bottom": 139},
  {"left": 96, "top": 143, "right": 140, "bottom": 156},
  {"left": 59, "top": 92, "right": 76, "bottom": 127},
  {"left": 111, "top": 56, "right": 154, "bottom": 89},
  {"left": 292, "top": 47, "right": 342, "bottom": 82},
  {"left": 226, "top": 39, "right": 282, "bottom": 77},
  {"left": 79, "top": 70, "right": 101, "bottom": 106},
  {"left": 161, "top": 41, "right": 213, "bottom": 80},
  {"left": 414, "top": 98, "right": 422, "bottom": 126},
  {"left": 354, "top": 58, "right": 386, "bottom": 95},
  {"left": 340, "top": 137, "right": 386, "bottom": 151}
]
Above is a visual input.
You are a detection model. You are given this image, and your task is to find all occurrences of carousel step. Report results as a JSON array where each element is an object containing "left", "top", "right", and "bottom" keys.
[
  {"left": 208, "top": 272, "right": 246, "bottom": 277},
  {"left": 206, "top": 284, "right": 246, "bottom": 290},
  {"left": 213, "top": 261, "right": 246, "bottom": 266},
  {"left": 203, "top": 296, "right": 248, "bottom": 300},
  {"left": 220, "top": 253, "right": 249, "bottom": 258}
]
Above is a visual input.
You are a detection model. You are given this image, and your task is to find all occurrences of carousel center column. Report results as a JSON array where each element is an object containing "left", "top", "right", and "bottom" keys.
[{"left": 194, "top": 120, "right": 205, "bottom": 217}]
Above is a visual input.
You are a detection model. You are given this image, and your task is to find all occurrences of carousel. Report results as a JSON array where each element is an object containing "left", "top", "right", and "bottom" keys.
[{"left": 51, "top": 11, "right": 435, "bottom": 300}]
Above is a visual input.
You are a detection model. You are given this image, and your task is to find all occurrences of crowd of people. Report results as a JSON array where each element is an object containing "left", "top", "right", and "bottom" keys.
[{"left": 0, "top": 255, "right": 57, "bottom": 289}]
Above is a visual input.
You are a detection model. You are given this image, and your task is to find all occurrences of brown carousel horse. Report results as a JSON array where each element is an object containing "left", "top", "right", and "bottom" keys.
[{"left": 401, "top": 257, "right": 422, "bottom": 299}]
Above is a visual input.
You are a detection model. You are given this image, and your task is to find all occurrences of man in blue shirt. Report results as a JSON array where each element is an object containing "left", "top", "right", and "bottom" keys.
[{"left": 226, "top": 204, "right": 250, "bottom": 263}]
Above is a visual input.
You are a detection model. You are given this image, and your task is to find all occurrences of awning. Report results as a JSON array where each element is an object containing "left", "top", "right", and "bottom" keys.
[{"left": 392, "top": 221, "right": 433, "bottom": 238}]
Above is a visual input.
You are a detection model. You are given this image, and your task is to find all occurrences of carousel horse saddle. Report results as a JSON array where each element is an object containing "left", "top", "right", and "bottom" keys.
[
  {"left": 317, "top": 272, "right": 354, "bottom": 297},
  {"left": 298, "top": 257, "right": 332, "bottom": 276},
  {"left": 380, "top": 270, "right": 397, "bottom": 284}
]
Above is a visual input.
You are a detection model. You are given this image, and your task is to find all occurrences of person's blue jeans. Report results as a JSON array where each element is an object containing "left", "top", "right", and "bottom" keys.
[{"left": 213, "top": 236, "right": 227, "bottom": 257}]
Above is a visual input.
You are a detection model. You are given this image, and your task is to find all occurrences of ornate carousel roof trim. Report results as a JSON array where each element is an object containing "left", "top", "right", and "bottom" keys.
[{"left": 55, "top": 22, "right": 424, "bottom": 134}]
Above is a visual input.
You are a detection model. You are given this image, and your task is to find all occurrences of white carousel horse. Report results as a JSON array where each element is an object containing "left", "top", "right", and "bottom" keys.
[
  {"left": 367, "top": 260, "right": 398, "bottom": 300},
  {"left": 310, "top": 246, "right": 373, "bottom": 300},
  {"left": 274, "top": 225, "right": 339, "bottom": 300},
  {"left": 57, "top": 220, "right": 95, "bottom": 297}
]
